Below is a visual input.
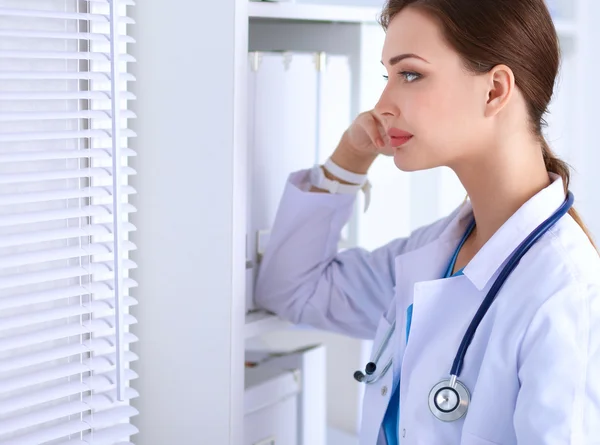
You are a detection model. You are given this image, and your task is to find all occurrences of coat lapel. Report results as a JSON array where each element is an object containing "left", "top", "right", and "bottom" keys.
[
  {"left": 392, "top": 198, "right": 476, "bottom": 379},
  {"left": 392, "top": 237, "right": 466, "bottom": 380}
]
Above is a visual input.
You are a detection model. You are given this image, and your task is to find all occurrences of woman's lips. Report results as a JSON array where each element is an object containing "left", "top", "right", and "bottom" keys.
[{"left": 387, "top": 128, "right": 413, "bottom": 146}]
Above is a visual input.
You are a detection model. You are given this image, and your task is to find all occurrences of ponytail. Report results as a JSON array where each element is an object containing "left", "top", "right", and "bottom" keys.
[{"left": 541, "top": 137, "right": 598, "bottom": 251}]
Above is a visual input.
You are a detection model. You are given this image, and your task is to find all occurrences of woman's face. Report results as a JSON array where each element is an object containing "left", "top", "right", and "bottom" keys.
[{"left": 376, "top": 6, "right": 492, "bottom": 172}]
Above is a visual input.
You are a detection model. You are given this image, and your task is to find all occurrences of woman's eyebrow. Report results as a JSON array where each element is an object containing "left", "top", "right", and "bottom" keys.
[{"left": 381, "top": 53, "right": 430, "bottom": 66}]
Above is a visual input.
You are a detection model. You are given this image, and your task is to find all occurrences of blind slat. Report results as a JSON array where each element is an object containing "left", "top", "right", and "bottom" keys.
[
  {"left": 0, "top": 91, "right": 136, "bottom": 101},
  {"left": 0, "top": 185, "right": 136, "bottom": 206},
  {"left": 0, "top": 351, "right": 138, "bottom": 395},
  {"left": 0, "top": 50, "right": 136, "bottom": 62},
  {"left": 0, "top": 296, "right": 138, "bottom": 332},
  {"left": 1, "top": 406, "right": 139, "bottom": 445},
  {"left": 0, "top": 222, "right": 137, "bottom": 249},
  {"left": 0, "top": 128, "right": 136, "bottom": 143},
  {"left": 0, "top": 109, "right": 136, "bottom": 122},
  {"left": 0, "top": 382, "right": 85, "bottom": 416},
  {"left": 0, "top": 278, "right": 137, "bottom": 311},
  {"left": 0, "top": 387, "right": 139, "bottom": 438},
  {"left": 0, "top": 204, "right": 136, "bottom": 230},
  {"left": 0, "top": 332, "right": 139, "bottom": 373},
  {"left": 0, "top": 8, "right": 134, "bottom": 24},
  {"left": 0, "top": 203, "right": 136, "bottom": 228},
  {"left": 0, "top": 259, "right": 137, "bottom": 291},
  {"left": 0, "top": 369, "right": 139, "bottom": 416},
  {"left": 82, "top": 406, "right": 139, "bottom": 430},
  {"left": 0, "top": 241, "right": 136, "bottom": 269},
  {"left": 0, "top": 352, "right": 138, "bottom": 396},
  {"left": 0, "top": 148, "right": 136, "bottom": 163},
  {"left": 55, "top": 423, "right": 139, "bottom": 445},
  {"left": 0, "top": 72, "right": 136, "bottom": 81},
  {"left": 2, "top": 420, "right": 89, "bottom": 445},
  {"left": 0, "top": 29, "right": 135, "bottom": 43},
  {"left": 0, "top": 166, "right": 136, "bottom": 186},
  {"left": 0, "top": 314, "right": 138, "bottom": 353}
]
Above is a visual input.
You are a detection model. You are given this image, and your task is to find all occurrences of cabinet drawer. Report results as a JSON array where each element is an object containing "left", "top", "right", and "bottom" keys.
[{"left": 245, "top": 366, "right": 302, "bottom": 445}]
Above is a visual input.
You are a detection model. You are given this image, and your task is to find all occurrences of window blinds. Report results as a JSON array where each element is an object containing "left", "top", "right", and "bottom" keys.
[{"left": 0, "top": 0, "right": 138, "bottom": 444}]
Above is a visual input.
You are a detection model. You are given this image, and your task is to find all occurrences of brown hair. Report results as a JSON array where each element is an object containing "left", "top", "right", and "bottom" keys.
[{"left": 379, "top": 0, "right": 597, "bottom": 249}]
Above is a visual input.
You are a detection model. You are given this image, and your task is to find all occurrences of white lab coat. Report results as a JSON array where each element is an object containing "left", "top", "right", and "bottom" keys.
[{"left": 255, "top": 169, "right": 600, "bottom": 445}]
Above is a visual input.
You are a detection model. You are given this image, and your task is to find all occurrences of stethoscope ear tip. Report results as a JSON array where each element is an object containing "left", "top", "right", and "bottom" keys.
[
  {"left": 353, "top": 370, "right": 365, "bottom": 383},
  {"left": 365, "top": 361, "right": 377, "bottom": 375}
]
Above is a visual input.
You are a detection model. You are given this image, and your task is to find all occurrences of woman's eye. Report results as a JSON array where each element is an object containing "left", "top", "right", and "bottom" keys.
[
  {"left": 400, "top": 71, "right": 421, "bottom": 82},
  {"left": 381, "top": 72, "right": 421, "bottom": 83}
]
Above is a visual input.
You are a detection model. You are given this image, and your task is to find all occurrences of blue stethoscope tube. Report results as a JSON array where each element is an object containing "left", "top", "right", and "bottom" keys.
[
  {"left": 450, "top": 190, "right": 574, "bottom": 377},
  {"left": 354, "top": 191, "right": 575, "bottom": 421}
]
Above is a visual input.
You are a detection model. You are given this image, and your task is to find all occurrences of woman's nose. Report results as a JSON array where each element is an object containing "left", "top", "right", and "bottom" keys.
[{"left": 374, "top": 88, "right": 399, "bottom": 118}]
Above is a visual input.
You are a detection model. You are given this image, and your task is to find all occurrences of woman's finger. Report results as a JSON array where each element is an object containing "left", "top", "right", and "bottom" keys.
[{"left": 363, "top": 113, "right": 386, "bottom": 148}]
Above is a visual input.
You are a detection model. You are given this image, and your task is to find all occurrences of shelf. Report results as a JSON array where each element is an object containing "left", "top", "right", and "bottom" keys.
[
  {"left": 248, "top": 3, "right": 577, "bottom": 36},
  {"left": 245, "top": 310, "right": 292, "bottom": 339},
  {"left": 248, "top": 2, "right": 381, "bottom": 23}
]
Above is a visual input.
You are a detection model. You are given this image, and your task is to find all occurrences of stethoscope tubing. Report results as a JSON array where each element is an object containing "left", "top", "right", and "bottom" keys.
[
  {"left": 356, "top": 191, "right": 574, "bottom": 386},
  {"left": 449, "top": 191, "right": 574, "bottom": 377},
  {"left": 371, "top": 320, "right": 396, "bottom": 366}
]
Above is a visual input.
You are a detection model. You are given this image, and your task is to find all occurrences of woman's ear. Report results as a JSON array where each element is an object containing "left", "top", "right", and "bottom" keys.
[{"left": 484, "top": 64, "right": 515, "bottom": 117}]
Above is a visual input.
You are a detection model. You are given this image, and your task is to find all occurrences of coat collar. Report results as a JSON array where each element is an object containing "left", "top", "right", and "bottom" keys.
[{"left": 437, "top": 173, "right": 567, "bottom": 291}]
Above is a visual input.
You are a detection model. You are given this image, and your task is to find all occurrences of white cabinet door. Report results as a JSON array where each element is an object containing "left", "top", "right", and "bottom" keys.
[
  {"left": 247, "top": 52, "right": 318, "bottom": 311},
  {"left": 316, "top": 54, "right": 352, "bottom": 165},
  {"left": 316, "top": 53, "right": 353, "bottom": 245},
  {"left": 246, "top": 51, "right": 353, "bottom": 311}
]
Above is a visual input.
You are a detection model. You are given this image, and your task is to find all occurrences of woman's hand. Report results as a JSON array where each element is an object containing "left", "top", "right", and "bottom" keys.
[
  {"left": 345, "top": 109, "right": 393, "bottom": 157},
  {"left": 327, "top": 110, "right": 391, "bottom": 176}
]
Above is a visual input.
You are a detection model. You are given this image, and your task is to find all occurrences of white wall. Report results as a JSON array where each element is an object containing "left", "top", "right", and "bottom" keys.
[
  {"left": 578, "top": 0, "right": 600, "bottom": 241},
  {"left": 128, "top": 1, "right": 247, "bottom": 444}
]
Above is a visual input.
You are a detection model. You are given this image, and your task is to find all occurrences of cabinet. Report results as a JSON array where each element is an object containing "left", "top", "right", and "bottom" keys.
[
  {"left": 245, "top": 366, "right": 302, "bottom": 445},
  {"left": 244, "top": 2, "right": 386, "bottom": 328},
  {"left": 129, "top": 1, "right": 600, "bottom": 444},
  {"left": 246, "top": 344, "right": 327, "bottom": 445}
]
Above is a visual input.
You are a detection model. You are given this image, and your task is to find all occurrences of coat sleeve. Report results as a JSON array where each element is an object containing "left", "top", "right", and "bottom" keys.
[
  {"left": 514, "top": 283, "right": 600, "bottom": 444},
  {"left": 253, "top": 169, "right": 413, "bottom": 340}
]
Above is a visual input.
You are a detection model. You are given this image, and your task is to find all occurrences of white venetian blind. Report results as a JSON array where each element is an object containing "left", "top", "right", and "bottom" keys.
[{"left": 0, "top": 0, "right": 138, "bottom": 444}]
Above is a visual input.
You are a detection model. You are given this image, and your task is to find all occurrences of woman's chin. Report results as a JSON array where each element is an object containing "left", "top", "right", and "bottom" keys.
[{"left": 392, "top": 146, "right": 425, "bottom": 172}]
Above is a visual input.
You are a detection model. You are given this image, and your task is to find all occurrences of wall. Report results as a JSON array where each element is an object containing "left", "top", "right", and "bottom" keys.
[
  {"left": 579, "top": 0, "right": 600, "bottom": 241},
  {"left": 128, "top": 1, "right": 246, "bottom": 443}
]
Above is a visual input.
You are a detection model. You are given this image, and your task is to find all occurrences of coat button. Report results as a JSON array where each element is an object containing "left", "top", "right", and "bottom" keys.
[
  {"left": 381, "top": 386, "right": 388, "bottom": 396},
  {"left": 402, "top": 428, "right": 406, "bottom": 438}
]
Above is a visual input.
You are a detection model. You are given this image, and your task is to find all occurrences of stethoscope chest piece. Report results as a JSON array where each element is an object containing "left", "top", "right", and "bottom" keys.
[{"left": 428, "top": 378, "right": 470, "bottom": 422}]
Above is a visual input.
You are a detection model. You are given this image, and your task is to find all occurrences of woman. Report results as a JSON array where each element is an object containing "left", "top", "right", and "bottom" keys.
[{"left": 255, "top": 0, "right": 600, "bottom": 444}]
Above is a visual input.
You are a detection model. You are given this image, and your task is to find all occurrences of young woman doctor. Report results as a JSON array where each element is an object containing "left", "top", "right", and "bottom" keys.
[{"left": 255, "top": 0, "right": 600, "bottom": 444}]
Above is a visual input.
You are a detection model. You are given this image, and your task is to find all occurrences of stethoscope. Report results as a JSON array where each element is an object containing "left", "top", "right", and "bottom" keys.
[{"left": 354, "top": 191, "right": 574, "bottom": 422}]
